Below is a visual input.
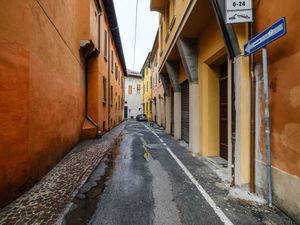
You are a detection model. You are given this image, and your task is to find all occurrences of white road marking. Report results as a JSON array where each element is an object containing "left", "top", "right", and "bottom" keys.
[
  {"left": 144, "top": 124, "right": 234, "bottom": 225},
  {"left": 159, "top": 138, "right": 164, "bottom": 142}
]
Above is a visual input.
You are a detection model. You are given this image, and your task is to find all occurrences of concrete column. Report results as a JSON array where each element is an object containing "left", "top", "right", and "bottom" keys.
[
  {"left": 156, "top": 99, "right": 160, "bottom": 125},
  {"left": 159, "top": 73, "right": 172, "bottom": 132},
  {"left": 165, "top": 96, "right": 172, "bottom": 134},
  {"left": 189, "top": 83, "right": 199, "bottom": 153},
  {"left": 177, "top": 38, "right": 199, "bottom": 153},
  {"left": 174, "top": 92, "right": 181, "bottom": 140},
  {"left": 234, "top": 56, "right": 251, "bottom": 186}
]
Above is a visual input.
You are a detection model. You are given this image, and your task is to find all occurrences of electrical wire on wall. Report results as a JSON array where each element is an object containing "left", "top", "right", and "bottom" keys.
[{"left": 133, "top": 0, "right": 139, "bottom": 70}]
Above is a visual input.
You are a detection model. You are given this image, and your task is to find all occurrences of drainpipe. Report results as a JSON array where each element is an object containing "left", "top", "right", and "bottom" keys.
[
  {"left": 249, "top": 21, "right": 256, "bottom": 193},
  {"left": 108, "top": 31, "right": 111, "bottom": 130}
]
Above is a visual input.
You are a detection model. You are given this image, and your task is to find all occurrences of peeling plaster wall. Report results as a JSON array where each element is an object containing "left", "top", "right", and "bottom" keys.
[{"left": 254, "top": 0, "right": 300, "bottom": 222}]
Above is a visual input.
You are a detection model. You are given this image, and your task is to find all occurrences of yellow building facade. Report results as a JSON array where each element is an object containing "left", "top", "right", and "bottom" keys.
[
  {"left": 151, "top": 0, "right": 250, "bottom": 185},
  {"left": 141, "top": 54, "right": 153, "bottom": 120},
  {"left": 151, "top": 0, "right": 300, "bottom": 222}
]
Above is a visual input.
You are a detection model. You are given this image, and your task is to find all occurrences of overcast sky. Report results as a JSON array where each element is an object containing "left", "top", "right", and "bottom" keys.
[{"left": 114, "top": 0, "right": 158, "bottom": 72}]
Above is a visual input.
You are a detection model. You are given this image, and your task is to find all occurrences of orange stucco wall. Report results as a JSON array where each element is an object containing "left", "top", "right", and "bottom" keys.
[
  {"left": 254, "top": 0, "right": 300, "bottom": 177},
  {"left": 88, "top": 1, "right": 124, "bottom": 132},
  {"left": 0, "top": 0, "right": 86, "bottom": 207},
  {"left": 0, "top": 0, "right": 125, "bottom": 208}
]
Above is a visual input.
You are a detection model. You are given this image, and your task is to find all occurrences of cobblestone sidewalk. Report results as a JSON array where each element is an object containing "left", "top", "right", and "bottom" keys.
[{"left": 0, "top": 124, "right": 124, "bottom": 225}]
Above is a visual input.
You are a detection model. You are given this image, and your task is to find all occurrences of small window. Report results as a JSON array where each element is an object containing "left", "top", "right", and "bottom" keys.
[
  {"left": 104, "top": 30, "right": 108, "bottom": 59},
  {"left": 111, "top": 51, "right": 114, "bottom": 73},
  {"left": 137, "top": 84, "right": 141, "bottom": 94},
  {"left": 115, "top": 64, "right": 118, "bottom": 80},
  {"left": 102, "top": 76, "right": 107, "bottom": 103},
  {"left": 128, "top": 85, "right": 132, "bottom": 95},
  {"left": 111, "top": 85, "right": 113, "bottom": 105}
]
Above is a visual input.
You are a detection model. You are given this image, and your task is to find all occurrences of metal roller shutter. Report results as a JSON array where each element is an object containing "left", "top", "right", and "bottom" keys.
[
  {"left": 181, "top": 81, "right": 189, "bottom": 143},
  {"left": 171, "top": 90, "right": 174, "bottom": 135}
]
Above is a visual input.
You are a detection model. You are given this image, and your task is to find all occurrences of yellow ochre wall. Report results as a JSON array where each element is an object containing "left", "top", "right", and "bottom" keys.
[
  {"left": 198, "top": 19, "right": 225, "bottom": 157},
  {"left": 158, "top": 0, "right": 192, "bottom": 70},
  {"left": 198, "top": 19, "right": 250, "bottom": 184},
  {"left": 142, "top": 67, "right": 153, "bottom": 120},
  {"left": 179, "top": 62, "right": 188, "bottom": 84}
]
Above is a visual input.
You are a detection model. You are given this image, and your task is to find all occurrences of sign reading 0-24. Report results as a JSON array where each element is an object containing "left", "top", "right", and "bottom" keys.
[{"left": 226, "top": 0, "right": 253, "bottom": 24}]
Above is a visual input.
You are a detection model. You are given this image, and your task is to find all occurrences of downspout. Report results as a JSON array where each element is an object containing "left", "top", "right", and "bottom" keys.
[
  {"left": 108, "top": 31, "right": 111, "bottom": 130},
  {"left": 249, "top": 21, "right": 256, "bottom": 193}
]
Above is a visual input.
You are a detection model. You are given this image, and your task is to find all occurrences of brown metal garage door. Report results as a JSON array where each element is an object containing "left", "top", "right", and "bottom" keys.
[
  {"left": 181, "top": 81, "right": 189, "bottom": 143},
  {"left": 171, "top": 89, "right": 174, "bottom": 135},
  {"left": 220, "top": 63, "right": 228, "bottom": 160}
]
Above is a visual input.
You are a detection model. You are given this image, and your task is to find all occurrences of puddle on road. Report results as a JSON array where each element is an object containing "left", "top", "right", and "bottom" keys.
[{"left": 63, "top": 140, "right": 121, "bottom": 225}]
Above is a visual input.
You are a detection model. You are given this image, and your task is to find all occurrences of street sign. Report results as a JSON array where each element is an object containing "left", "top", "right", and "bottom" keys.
[
  {"left": 243, "top": 17, "right": 287, "bottom": 207},
  {"left": 226, "top": 10, "right": 253, "bottom": 24},
  {"left": 226, "top": 0, "right": 252, "bottom": 11},
  {"left": 244, "top": 17, "right": 287, "bottom": 56},
  {"left": 226, "top": 0, "right": 253, "bottom": 24}
]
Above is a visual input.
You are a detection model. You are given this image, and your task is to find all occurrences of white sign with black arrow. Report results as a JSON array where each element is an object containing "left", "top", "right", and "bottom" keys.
[{"left": 226, "top": 0, "right": 253, "bottom": 24}]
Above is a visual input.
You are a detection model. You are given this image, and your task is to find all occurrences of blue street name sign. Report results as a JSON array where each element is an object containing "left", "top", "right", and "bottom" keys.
[{"left": 244, "top": 17, "right": 287, "bottom": 56}]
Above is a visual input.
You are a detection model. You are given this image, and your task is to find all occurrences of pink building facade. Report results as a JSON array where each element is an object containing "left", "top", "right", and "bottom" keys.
[{"left": 151, "top": 35, "right": 165, "bottom": 127}]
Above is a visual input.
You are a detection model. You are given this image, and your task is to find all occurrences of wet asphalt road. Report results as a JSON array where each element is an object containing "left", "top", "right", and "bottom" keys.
[
  {"left": 64, "top": 121, "right": 296, "bottom": 225},
  {"left": 87, "top": 121, "right": 223, "bottom": 225}
]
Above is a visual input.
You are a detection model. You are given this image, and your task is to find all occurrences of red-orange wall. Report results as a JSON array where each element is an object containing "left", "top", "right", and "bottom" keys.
[
  {"left": 0, "top": 0, "right": 86, "bottom": 207},
  {"left": 0, "top": 0, "right": 125, "bottom": 208},
  {"left": 254, "top": 0, "right": 300, "bottom": 177}
]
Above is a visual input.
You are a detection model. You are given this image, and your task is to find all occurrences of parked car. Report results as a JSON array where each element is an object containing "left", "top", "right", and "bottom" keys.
[{"left": 136, "top": 114, "right": 148, "bottom": 122}]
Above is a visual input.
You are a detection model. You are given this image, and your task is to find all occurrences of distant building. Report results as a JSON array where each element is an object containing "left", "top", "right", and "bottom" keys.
[
  {"left": 124, "top": 70, "right": 142, "bottom": 119},
  {"left": 141, "top": 54, "right": 153, "bottom": 120},
  {"left": 150, "top": 0, "right": 300, "bottom": 223},
  {"left": 150, "top": 33, "right": 165, "bottom": 127}
]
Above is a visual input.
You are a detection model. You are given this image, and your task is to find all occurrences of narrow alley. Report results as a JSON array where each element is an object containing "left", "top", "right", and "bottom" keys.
[
  {"left": 1, "top": 0, "right": 300, "bottom": 224},
  {"left": 64, "top": 121, "right": 295, "bottom": 225}
]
